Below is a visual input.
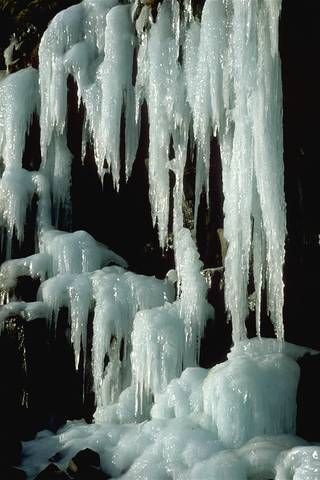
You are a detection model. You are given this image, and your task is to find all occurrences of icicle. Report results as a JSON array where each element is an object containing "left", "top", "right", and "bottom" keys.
[
  {"left": 40, "top": 133, "right": 73, "bottom": 225},
  {"left": 0, "top": 168, "right": 35, "bottom": 257},
  {"left": 92, "top": 267, "right": 175, "bottom": 415},
  {"left": 38, "top": 273, "right": 77, "bottom": 328},
  {"left": 191, "top": 0, "right": 229, "bottom": 227},
  {"left": 131, "top": 302, "right": 185, "bottom": 414},
  {"left": 99, "top": 4, "right": 138, "bottom": 185},
  {"left": 251, "top": 179, "right": 266, "bottom": 338},
  {"left": 38, "top": 4, "right": 83, "bottom": 159},
  {"left": 251, "top": 0, "right": 286, "bottom": 339},
  {"left": 174, "top": 228, "right": 213, "bottom": 366},
  {"left": 69, "top": 273, "right": 92, "bottom": 370},
  {"left": 141, "top": 0, "right": 186, "bottom": 247},
  {"left": 91, "top": 269, "right": 130, "bottom": 410},
  {"left": 192, "top": 0, "right": 286, "bottom": 342},
  {"left": 31, "top": 172, "right": 53, "bottom": 236},
  {"left": 0, "top": 68, "right": 39, "bottom": 169}
]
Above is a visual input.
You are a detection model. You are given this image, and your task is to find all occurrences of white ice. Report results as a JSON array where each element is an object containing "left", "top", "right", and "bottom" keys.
[
  {"left": 39, "top": 228, "right": 127, "bottom": 276},
  {"left": 0, "top": 1, "right": 314, "bottom": 479},
  {"left": 11, "top": 0, "right": 287, "bottom": 342},
  {"left": 21, "top": 339, "right": 317, "bottom": 480},
  {"left": 0, "top": 67, "right": 39, "bottom": 168}
]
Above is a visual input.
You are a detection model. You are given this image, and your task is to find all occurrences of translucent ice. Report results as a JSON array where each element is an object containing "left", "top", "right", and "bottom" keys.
[
  {"left": 39, "top": 228, "right": 127, "bottom": 276},
  {"left": 131, "top": 302, "right": 185, "bottom": 412},
  {"left": 203, "top": 340, "right": 300, "bottom": 448},
  {"left": 92, "top": 268, "right": 175, "bottom": 416},
  {"left": 276, "top": 446, "right": 320, "bottom": 479},
  {"left": 174, "top": 228, "right": 213, "bottom": 366},
  {"left": 0, "top": 68, "right": 39, "bottom": 168}
]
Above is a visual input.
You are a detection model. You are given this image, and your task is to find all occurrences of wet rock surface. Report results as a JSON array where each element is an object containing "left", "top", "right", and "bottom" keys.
[
  {"left": 67, "top": 449, "right": 110, "bottom": 479},
  {"left": 34, "top": 463, "right": 70, "bottom": 479}
]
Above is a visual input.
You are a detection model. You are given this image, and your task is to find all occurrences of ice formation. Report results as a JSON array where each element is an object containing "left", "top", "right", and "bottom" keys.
[
  {"left": 0, "top": 0, "right": 286, "bottom": 341},
  {"left": 1, "top": 0, "right": 317, "bottom": 478},
  {"left": 1, "top": 0, "right": 286, "bottom": 342},
  {"left": 21, "top": 341, "right": 318, "bottom": 479}
]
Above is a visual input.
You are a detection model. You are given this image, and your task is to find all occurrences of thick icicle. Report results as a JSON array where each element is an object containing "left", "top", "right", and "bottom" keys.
[
  {"left": 69, "top": 273, "right": 93, "bottom": 369},
  {"left": 0, "top": 68, "right": 39, "bottom": 169},
  {"left": 92, "top": 268, "right": 175, "bottom": 416},
  {"left": 41, "top": 133, "right": 73, "bottom": 224},
  {"left": 38, "top": 4, "right": 83, "bottom": 159},
  {"left": 191, "top": 0, "right": 286, "bottom": 341},
  {"left": 175, "top": 228, "right": 213, "bottom": 366},
  {"left": 98, "top": 4, "right": 138, "bottom": 184},
  {"left": 131, "top": 302, "right": 185, "bottom": 413},
  {"left": 39, "top": 0, "right": 138, "bottom": 188},
  {"left": 130, "top": 229, "right": 212, "bottom": 414},
  {"left": 137, "top": 0, "right": 186, "bottom": 247},
  {"left": 0, "top": 169, "right": 35, "bottom": 257}
]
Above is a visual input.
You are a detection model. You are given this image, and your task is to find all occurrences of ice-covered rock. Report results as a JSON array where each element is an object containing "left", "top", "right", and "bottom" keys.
[{"left": 203, "top": 340, "right": 300, "bottom": 448}]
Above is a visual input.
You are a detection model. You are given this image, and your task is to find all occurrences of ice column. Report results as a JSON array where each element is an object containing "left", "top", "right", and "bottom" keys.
[{"left": 192, "top": 0, "right": 286, "bottom": 341}]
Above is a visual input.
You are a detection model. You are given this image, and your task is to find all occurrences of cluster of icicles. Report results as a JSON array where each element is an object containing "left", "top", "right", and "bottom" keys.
[{"left": 0, "top": 0, "right": 285, "bottom": 416}]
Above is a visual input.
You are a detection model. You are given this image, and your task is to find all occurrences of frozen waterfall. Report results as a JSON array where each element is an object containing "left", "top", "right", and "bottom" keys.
[
  {"left": 1, "top": 0, "right": 286, "bottom": 343},
  {"left": 1, "top": 0, "right": 318, "bottom": 479}
]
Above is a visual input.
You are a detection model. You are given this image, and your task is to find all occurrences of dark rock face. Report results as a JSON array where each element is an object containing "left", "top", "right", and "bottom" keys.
[
  {"left": 280, "top": 0, "right": 319, "bottom": 352},
  {"left": 68, "top": 448, "right": 100, "bottom": 472},
  {"left": 0, "top": 1, "right": 81, "bottom": 70},
  {"left": 297, "top": 354, "right": 320, "bottom": 442},
  {"left": 34, "top": 463, "right": 70, "bottom": 479},
  {"left": 0, "top": 435, "right": 22, "bottom": 467},
  {"left": 0, "top": 310, "right": 92, "bottom": 442},
  {"left": 67, "top": 449, "right": 110, "bottom": 479}
]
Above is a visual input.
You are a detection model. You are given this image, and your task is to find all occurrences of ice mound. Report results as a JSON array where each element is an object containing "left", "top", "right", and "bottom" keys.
[
  {"left": 21, "top": 340, "right": 315, "bottom": 480},
  {"left": 203, "top": 340, "right": 299, "bottom": 448},
  {"left": 276, "top": 446, "right": 320, "bottom": 479}
]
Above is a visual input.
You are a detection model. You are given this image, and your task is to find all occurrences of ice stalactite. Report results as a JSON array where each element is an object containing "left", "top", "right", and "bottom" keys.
[
  {"left": 188, "top": 0, "right": 286, "bottom": 341},
  {"left": 135, "top": 0, "right": 189, "bottom": 247},
  {"left": 1, "top": 0, "right": 285, "bottom": 342},
  {"left": 34, "top": 255, "right": 175, "bottom": 419},
  {"left": 132, "top": 0, "right": 286, "bottom": 342},
  {"left": 39, "top": 1, "right": 139, "bottom": 191},
  {"left": 92, "top": 269, "right": 175, "bottom": 418},
  {"left": 98, "top": 4, "right": 138, "bottom": 184},
  {"left": 0, "top": 67, "right": 39, "bottom": 169},
  {"left": 174, "top": 228, "right": 213, "bottom": 366},
  {"left": 131, "top": 228, "right": 213, "bottom": 414},
  {"left": 0, "top": 68, "right": 46, "bottom": 257},
  {"left": 131, "top": 302, "right": 185, "bottom": 413}
]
